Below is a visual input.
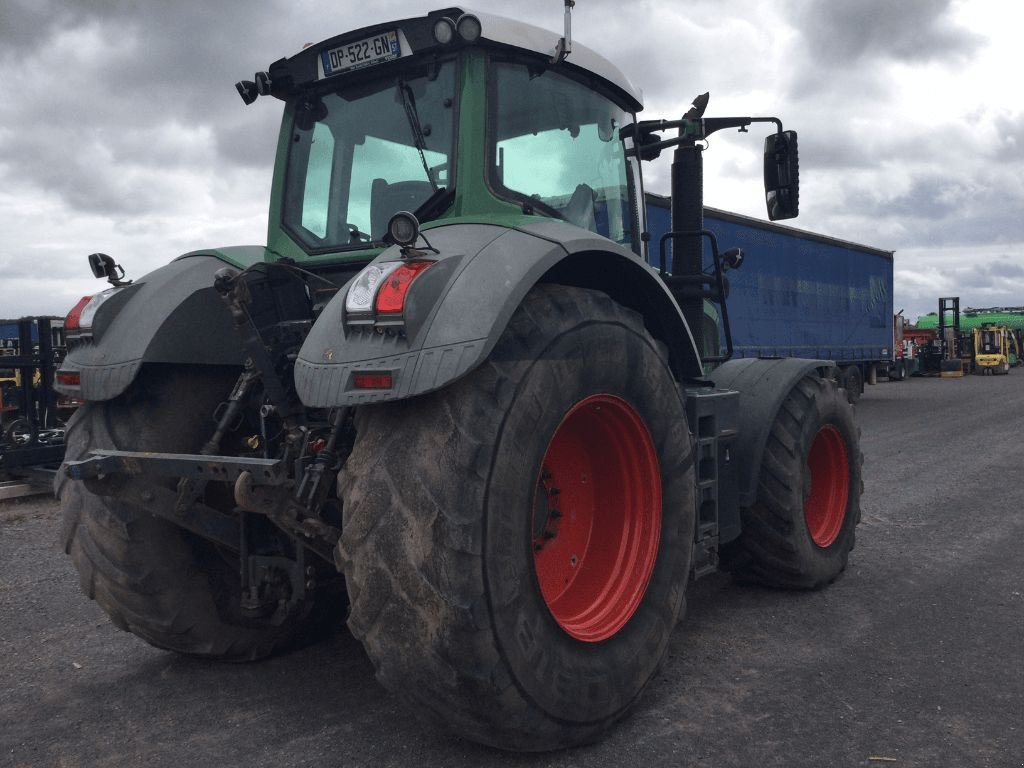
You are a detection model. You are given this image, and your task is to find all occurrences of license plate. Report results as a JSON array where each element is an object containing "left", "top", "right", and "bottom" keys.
[{"left": 320, "top": 31, "right": 400, "bottom": 78}]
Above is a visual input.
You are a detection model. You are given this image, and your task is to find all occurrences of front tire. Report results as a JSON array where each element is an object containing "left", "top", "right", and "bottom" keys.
[
  {"left": 726, "top": 374, "right": 862, "bottom": 589},
  {"left": 338, "top": 285, "right": 695, "bottom": 750}
]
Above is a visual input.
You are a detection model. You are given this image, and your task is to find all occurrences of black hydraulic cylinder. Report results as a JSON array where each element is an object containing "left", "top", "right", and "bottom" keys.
[{"left": 671, "top": 143, "right": 705, "bottom": 342}]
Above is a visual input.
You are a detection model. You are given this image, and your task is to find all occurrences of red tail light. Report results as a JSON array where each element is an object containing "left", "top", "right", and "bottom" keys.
[
  {"left": 57, "top": 371, "right": 81, "bottom": 387},
  {"left": 352, "top": 372, "right": 394, "bottom": 390},
  {"left": 374, "top": 261, "right": 433, "bottom": 315},
  {"left": 65, "top": 296, "right": 93, "bottom": 331}
]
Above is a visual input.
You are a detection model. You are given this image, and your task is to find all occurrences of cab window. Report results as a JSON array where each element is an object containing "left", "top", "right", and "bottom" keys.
[{"left": 489, "top": 60, "right": 636, "bottom": 249}]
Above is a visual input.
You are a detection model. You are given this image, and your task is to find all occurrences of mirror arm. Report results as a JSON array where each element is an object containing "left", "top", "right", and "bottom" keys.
[
  {"left": 624, "top": 116, "right": 785, "bottom": 159},
  {"left": 702, "top": 116, "right": 782, "bottom": 137}
]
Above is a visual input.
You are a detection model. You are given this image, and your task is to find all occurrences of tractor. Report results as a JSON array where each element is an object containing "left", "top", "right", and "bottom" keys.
[{"left": 56, "top": 6, "right": 862, "bottom": 751}]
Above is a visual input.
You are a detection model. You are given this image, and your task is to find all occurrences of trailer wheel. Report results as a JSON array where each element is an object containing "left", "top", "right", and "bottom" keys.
[
  {"left": 58, "top": 366, "right": 343, "bottom": 661},
  {"left": 727, "top": 374, "right": 862, "bottom": 589},
  {"left": 338, "top": 285, "right": 695, "bottom": 750},
  {"left": 3, "top": 417, "right": 36, "bottom": 447},
  {"left": 840, "top": 365, "right": 862, "bottom": 404}
]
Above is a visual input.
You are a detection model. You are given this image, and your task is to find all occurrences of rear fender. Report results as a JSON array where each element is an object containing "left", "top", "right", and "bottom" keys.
[
  {"left": 294, "top": 221, "right": 701, "bottom": 407},
  {"left": 57, "top": 255, "right": 245, "bottom": 401},
  {"left": 708, "top": 357, "right": 837, "bottom": 511}
]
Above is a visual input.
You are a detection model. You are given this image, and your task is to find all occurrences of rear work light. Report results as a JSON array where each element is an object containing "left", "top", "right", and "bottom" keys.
[
  {"left": 345, "top": 260, "right": 435, "bottom": 321},
  {"left": 456, "top": 14, "right": 481, "bottom": 42}
]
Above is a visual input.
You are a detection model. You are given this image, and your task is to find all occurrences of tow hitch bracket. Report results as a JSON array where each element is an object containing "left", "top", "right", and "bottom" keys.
[{"left": 64, "top": 449, "right": 286, "bottom": 484}]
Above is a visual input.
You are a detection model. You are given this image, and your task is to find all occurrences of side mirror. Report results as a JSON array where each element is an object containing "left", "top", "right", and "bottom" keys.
[{"left": 763, "top": 130, "right": 799, "bottom": 221}]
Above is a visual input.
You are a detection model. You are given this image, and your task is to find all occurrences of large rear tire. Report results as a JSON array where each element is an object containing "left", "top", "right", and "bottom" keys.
[
  {"left": 58, "top": 366, "right": 342, "bottom": 661},
  {"left": 338, "top": 285, "right": 695, "bottom": 751},
  {"left": 726, "top": 374, "right": 862, "bottom": 589}
]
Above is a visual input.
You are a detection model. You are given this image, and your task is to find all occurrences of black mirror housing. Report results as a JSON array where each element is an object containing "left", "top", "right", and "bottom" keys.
[{"left": 764, "top": 130, "right": 799, "bottom": 221}]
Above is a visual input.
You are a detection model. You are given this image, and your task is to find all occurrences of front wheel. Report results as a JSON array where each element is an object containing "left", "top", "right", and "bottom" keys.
[
  {"left": 338, "top": 285, "right": 695, "bottom": 750},
  {"left": 726, "top": 374, "right": 862, "bottom": 589}
]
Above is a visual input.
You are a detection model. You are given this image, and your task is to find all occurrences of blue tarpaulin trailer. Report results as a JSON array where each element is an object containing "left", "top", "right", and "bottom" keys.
[{"left": 645, "top": 193, "right": 895, "bottom": 401}]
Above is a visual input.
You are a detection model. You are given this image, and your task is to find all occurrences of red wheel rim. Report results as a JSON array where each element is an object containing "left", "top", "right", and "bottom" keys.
[
  {"left": 532, "top": 394, "right": 661, "bottom": 643},
  {"left": 804, "top": 424, "right": 850, "bottom": 548}
]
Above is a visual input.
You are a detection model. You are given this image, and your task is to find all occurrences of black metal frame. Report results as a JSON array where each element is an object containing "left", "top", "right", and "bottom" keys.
[
  {"left": 1, "top": 317, "right": 68, "bottom": 475},
  {"left": 657, "top": 228, "right": 735, "bottom": 364}
]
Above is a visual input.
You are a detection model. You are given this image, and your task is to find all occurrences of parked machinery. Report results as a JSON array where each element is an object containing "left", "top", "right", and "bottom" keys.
[
  {"left": 0, "top": 317, "right": 74, "bottom": 485},
  {"left": 973, "top": 324, "right": 1017, "bottom": 375},
  {"left": 53, "top": 7, "right": 862, "bottom": 751}
]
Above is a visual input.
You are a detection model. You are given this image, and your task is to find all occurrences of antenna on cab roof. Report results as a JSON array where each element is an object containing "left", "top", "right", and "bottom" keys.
[{"left": 551, "top": 0, "right": 575, "bottom": 63}]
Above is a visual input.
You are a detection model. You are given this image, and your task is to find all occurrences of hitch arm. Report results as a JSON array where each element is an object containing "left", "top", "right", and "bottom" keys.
[{"left": 65, "top": 449, "right": 287, "bottom": 484}]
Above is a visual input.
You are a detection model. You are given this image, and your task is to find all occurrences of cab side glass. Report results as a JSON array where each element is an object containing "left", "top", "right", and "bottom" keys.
[
  {"left": 764, "top": 130, "right": 799, "bottom": 221},
  {"left": 490, "top": 61, "right": 636, "bottom": 248}
]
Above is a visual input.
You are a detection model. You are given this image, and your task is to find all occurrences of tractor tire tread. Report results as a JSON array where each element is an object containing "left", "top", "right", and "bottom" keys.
[
  {"left": 728, "top": 374, "right": 863, "bottom": 590},
  {"left": 339, "top": 285, "right": 691, "bottom": 750}
]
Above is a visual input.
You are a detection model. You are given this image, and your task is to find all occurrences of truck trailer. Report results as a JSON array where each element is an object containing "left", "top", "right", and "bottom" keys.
[
  {"left": 54, "top": 6, "right": 862, "bottom": 751},
  {"left": 646, "top": 194, "right": 895, "bottom": 402}
]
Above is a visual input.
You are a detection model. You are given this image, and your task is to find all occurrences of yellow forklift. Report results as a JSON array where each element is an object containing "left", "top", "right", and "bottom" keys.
[{"left": 973, "top": 323, "right": 1018, "bottom": 374}]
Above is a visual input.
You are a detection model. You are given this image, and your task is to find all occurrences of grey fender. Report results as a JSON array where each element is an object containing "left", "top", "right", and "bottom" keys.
[
  {"left": 707, "top": 357, "right": 837, "bottom": 509},
  {"left": 294, "top": 220, "right": 701, "bottom": 407},
  {"left": 58, "top": 255, "right": 244, "bottom": 401}
]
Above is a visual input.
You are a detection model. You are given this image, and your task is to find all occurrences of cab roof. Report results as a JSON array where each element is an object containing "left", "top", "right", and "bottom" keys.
[{"left": 264, "top": 7, "right": 643, "bottom": 112}]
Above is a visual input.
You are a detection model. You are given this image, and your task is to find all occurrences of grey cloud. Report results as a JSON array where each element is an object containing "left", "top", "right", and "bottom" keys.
[
  {"left": 962, "top": 259, "right": 1024, "bottom": 286},
  {"left": 879, "top": 175, "right": 969, "bottom": 220},
  {"left": 788, "top": 0, "right": 982, "bottom": 66},
  {"left": 849, "top": 173, "right": 1024, "bottom": 248},
  {"left": 784, "top": 0, "right": 984, "bottom": 101},
  {"left": 0, "top": 2, "right": 288, "bottom": 215},
  {"left": 0, "top": 0, "right": 81, "bottom": 53},
  {"left": 214, "top": 118, "right": 281, "bottom": 170},
  {"left": 940, "top": 270, "right": 1024, "bottom": 295},
  {"left": 992, "top": 112, "right": 1024, "bottom": 161}
]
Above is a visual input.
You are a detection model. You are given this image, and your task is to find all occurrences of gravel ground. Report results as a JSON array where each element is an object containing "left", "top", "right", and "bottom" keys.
[{"left": 1, "top": 372, "right": 1022, "bottom": 768}]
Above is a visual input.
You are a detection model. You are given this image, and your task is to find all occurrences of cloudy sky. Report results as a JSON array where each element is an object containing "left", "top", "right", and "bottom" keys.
[{"left": 1, "top": 0, "right": 1021, "bottom": 324}]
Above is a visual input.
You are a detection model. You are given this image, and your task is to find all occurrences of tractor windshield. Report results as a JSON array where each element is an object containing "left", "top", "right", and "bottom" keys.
[
  {"left": 282, "top": 59, "right": 457, "bottom": 251},
  {"left": 489, "top": 59, "right": 637, "bottom": 249}
]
